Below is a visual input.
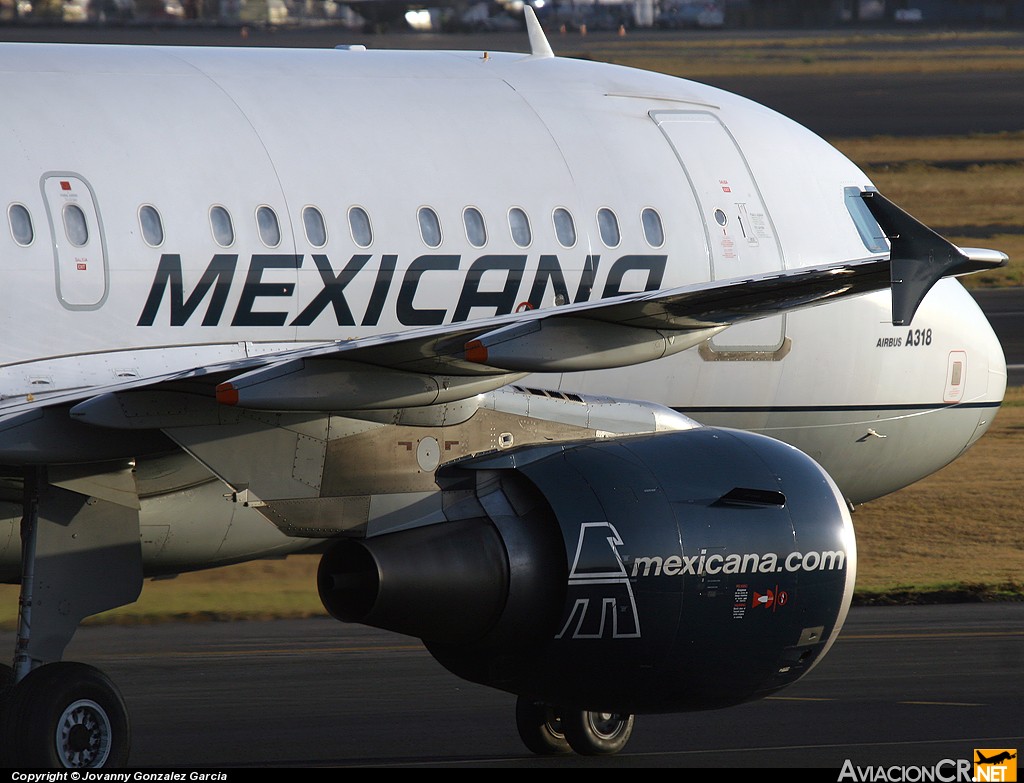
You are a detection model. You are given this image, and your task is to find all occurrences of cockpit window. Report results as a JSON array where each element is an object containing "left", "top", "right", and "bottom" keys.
[{"left": 844, "top": 187, "right": 889, "bottom": 253}]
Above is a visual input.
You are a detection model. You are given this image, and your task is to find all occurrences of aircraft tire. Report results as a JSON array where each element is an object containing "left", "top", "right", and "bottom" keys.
[
  {"left": 514, "top": 697, "right": 572, "bottom": 755},
  {"left": 562, "top": 709, "right": 635, "bottom": 756},
  {"left": 3, "top": 661, "right": 130, "bottom": 768}
]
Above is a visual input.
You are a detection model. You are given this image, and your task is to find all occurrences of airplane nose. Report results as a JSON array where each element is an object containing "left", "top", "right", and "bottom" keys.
[
  {"left": 939, "top": 279, "right": 1006, "bottom": 452},
  {"left": 797, "top": 278, "right": 1007, "bottom": 505}
]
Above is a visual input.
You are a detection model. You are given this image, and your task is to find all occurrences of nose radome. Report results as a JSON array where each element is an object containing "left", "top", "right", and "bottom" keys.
[{"left": 942, "top": 280, "right": 1007, "bottom": 451}]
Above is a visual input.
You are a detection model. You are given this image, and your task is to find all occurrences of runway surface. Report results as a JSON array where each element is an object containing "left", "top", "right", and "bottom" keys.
[{"left": 1, "top": 604, "right": 1019, "bottom": 768}]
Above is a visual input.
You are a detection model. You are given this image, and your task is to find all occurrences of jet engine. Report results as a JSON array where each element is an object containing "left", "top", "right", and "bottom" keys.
[{"left": 318, "top": 427, "right": 855, "bottom": 714}]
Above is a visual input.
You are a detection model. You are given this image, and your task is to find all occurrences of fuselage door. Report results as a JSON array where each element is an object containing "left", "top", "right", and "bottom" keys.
[
  {"left": 41, "top": 173, "right": 108, "bottom": 310},
  {"left": 651, "top": 110, "right": 786, "bottom": 354}
]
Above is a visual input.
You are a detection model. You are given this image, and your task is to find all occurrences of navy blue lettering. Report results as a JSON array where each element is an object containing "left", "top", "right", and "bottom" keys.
[
  {"left": 452, "top": 255, "right": 526, "bottom": 322},
  {"left": 137, "top": 253, "right": 237, "bottom": 327},
  {"left": 397, "top": 255, "right": 459, "bottom": 326},
  {"left": 362, "top": 254, "right": 397, "bottom": 327},
  {"left": 231, "top": 254, "right": 301, "bottom": 327},
  {"left": 526, "top": 255, "right": 571, "bottom": 309},
  {"left": 575, "top": 255, "right": 601, "bottom": 303},
  {"left": 602, "top": 255, "right": 667, "bottom": 298},
  {"left": 291, "top": 254, "right": 370, "bottom": 327}
]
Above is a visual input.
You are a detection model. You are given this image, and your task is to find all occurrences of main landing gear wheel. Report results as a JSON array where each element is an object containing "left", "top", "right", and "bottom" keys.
[
  {"left": 562, "top": 709, "right": 635, "bottom": 756},
  {"left": 3, "top": 661, "right": 130, "bottom": 768},
  {"left": 515, "top": 697, "right": 571, "bottom": 755}
]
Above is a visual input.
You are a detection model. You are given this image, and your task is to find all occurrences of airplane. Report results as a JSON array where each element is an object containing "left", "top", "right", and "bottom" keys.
[
  {"left": 0, "top": 10, "right": 1008, "bottom": 767},
  {"left": 977, "top": 751, "right": 1017, "bottom": 765}
]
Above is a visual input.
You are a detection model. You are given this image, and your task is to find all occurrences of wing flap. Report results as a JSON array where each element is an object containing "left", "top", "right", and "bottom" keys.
[
  {"left": 464, "top": 318, "right": 723, "bottom": 372},
  {"left": 214, "top": 359, "right": 523, "bottom": 411}
]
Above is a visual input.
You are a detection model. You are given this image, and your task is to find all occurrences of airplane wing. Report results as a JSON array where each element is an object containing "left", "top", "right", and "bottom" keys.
[
  {"left": 12, "top": 257, "right": 866, "bottom": 427},
  {"left": 0, "top": 190, "right": 999, "bottom": 431}
]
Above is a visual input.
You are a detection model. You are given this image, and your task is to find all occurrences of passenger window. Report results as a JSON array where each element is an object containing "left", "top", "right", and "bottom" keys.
[
  {"left": 509, "top": 207, "right": 531, "bottom": 248},
  {"left": 256, "top": 206, "right": 281, "bottom": 248},
  {"left": 349, "top": 206, "right": 373, "bottom": 248},
  {"left": 463, "top": 207, "right": 487, "bottom": 248},
  {"left": 139, "top": 205, "right": 164, "bottom": 247},
  {"left": 8, "top": 204, "right": 33, "bottom": 246},
  {"left": 597, "top": 208, "right": 620, "bottom": 248},
  {"left": 553, "top": 207, "right": 576, "bottom": 248},
  {"left": 303, "top": 206, "right": 327, "bottom": 248},
  {"left": 641, "top": 208, "right": 664, "bottom": 248},
  {"left": 210, "top": 206, "right": 234, "bottom": 247},
  {"left": 418, "top": 207, "right": 442, "bottom": 248},
  {"left": 63, "top": 204, "right": 89, "bottom": 247}
]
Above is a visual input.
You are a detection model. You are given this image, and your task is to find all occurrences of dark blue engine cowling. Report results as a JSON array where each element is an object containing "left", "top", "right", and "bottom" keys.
[{"left": 317, "top": 427, "right": 856, "bottom": 714}]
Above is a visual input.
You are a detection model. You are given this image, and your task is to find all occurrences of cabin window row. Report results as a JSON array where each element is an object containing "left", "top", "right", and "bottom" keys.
[
  {"left": 6, "top": 202, "right": 666, "bottom": 252},
  {"left": 422, "top": 205, "right": 665, "bottom": 250}
]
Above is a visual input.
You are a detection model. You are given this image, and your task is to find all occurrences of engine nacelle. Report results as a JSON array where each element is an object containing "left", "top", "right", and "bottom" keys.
[{"left": 318, "top": 428, "right": 856, "bottom": 714}]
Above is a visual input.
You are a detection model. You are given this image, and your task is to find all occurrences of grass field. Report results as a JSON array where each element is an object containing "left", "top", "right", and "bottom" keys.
[
  {"left": 561, "top": 30, "right": 1024, "bottom": 78},
  {"left": 832, "top": 134, "right": 1024, "bottom": 285},
  {"left": 852, "top": 387, "right": 1024, "bottom": 600}
]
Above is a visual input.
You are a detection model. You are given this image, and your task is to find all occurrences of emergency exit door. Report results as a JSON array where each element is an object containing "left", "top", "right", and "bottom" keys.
[{"left": 42, "top": 173, "right": 109, "bottom": 310}]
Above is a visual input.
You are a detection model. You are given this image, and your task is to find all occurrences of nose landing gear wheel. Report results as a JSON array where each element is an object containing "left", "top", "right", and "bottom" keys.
[
  {"left": 2, "top": 661, "right": 130, "bottom": 768},
  {"left": 515, "top": 697, "right": 571, "bottom": 755},
  {"left": 562, "top": 709, "right": 635, "bottom": 755}
]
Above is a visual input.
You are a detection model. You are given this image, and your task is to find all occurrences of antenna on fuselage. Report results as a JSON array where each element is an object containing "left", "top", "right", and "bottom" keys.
[{"left": 524, "top": 5, "right": 554, "bottom": 59}]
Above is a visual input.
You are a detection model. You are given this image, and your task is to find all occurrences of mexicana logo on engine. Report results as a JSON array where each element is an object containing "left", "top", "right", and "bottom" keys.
[{"left": 556, "top": 522, "right": 642, "bottom": 641}]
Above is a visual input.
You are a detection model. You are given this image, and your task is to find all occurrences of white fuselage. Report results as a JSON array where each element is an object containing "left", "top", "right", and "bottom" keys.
[{"left": 0, "top": 42, "right": 1005, "bottom": 512}]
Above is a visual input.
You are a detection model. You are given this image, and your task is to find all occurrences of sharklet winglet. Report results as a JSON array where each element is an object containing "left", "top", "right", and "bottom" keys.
[
  {"left": 860, "top": 190, "right": 1007, "bottom": 326},
  {"left": 524, "top": 6, "right": 554, "bottom": 59}
]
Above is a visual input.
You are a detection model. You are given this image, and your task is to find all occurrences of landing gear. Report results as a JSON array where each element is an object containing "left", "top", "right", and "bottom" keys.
[
  {"left": 514, "top": 698, "right": 636, "bottom": 756},
  {"left": 2, "top": 466, "right": 143, "bottom": 768},
  {"left": 562, "top": 709, "right": 635, "bottom": 755},
  {"left": 515, "top": 697, "right": 571, "bottom": 755},
  {"left": 2, "top": 662, "right": 130, "bottom": 768}
]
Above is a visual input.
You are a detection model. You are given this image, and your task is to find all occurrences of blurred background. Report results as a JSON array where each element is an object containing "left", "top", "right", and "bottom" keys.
[{"left": 1, "top": 0, "right": 1022, "bottom": 38}]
